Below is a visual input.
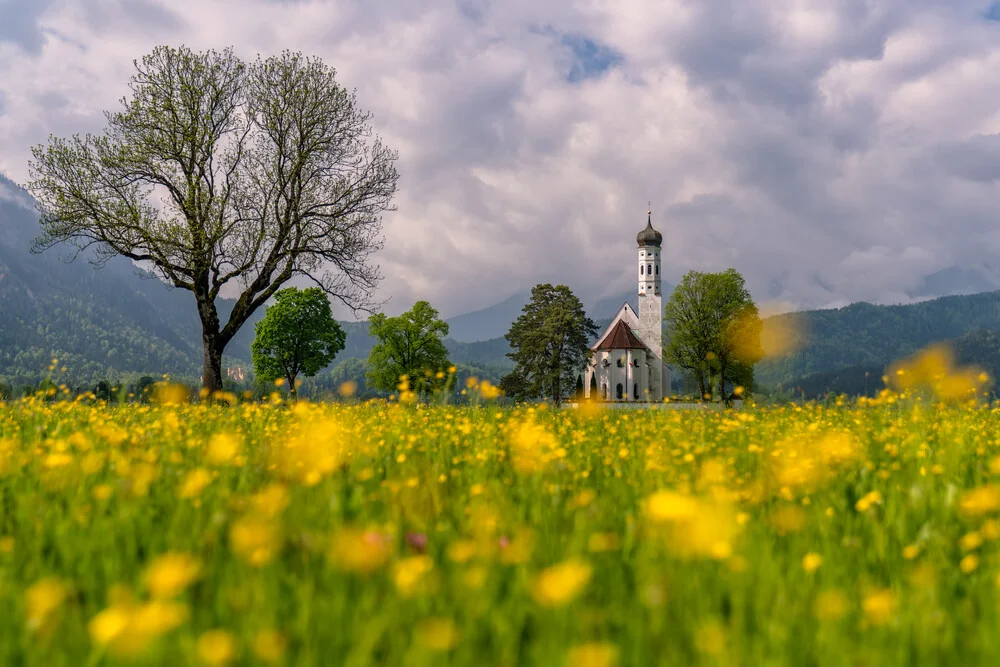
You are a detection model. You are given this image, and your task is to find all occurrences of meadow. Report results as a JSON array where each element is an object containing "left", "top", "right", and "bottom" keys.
[{"left": 2, "top": 368, "right": 1000, "bottom": 665}]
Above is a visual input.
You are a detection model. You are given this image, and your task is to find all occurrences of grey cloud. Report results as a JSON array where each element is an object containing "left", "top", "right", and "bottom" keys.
[
  {"left": 934, "top": 134, "right": 1000, "bottom": 182},
  {"left": 80, "top": 0, "right": 186, "bottom": 36},
  {"left": 0, "top": 0, "right": 55, "bottom": 53},
  {"left": 3, "top": 0, "right": 1000, "bottom": 318}
]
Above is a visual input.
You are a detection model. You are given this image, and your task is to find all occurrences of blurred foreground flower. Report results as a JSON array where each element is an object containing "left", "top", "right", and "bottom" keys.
[
  {"left": 25, "top": 577, "right": 69, "bottom": 637},
  {"left": 887, "top": 344, "right": 988, "bottom": 400},
  {"left": 532, "top": 559, "right": 592, "bottom": 607},
  {"left": 644, "top": 490, "right": 739, "bottom": 559}
]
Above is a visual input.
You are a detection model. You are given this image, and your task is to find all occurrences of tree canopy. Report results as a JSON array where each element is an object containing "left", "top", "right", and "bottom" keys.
[
  {"left": 27, "top": 45, "right": 398, "bottom": 392},
  {"left": 503, "top": 284, "right": 597, "bottom": 404},
  {"left": 367, "top": 301, "right": 452, "bottom": 395},
  {"left": 664, "top": 269, "right": 762, "bottom": 403},
  {"left": 251, "top": 287, "right": 345, "bottom": 398}
]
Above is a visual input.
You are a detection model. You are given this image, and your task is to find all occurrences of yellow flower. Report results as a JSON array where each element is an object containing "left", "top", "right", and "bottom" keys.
[
  {"left": 229, "top": 518, "right": 282, "bottom": 566},
  {"left": 566, "top": 642, "right": 619, "bottom": 667},
  {"left": 415, "top": 617, "right": 460, "bottom": 651},
  {"left": 328, "top": 527, "right": 392, "bottom": 573},
  {"left": 252, "top": 629, "right": 286, "bottom": 663},
  {"left": 198, "top": 629, "right": 237, "bottom": 665},
  {"left": 25, "top": 577, "right": 69, "bottom": 636},
  {"left": 644, "top": 490, "right": 698, "bottom": 522},
  {"left": 855, "top": 490, "right": 882, "bottom": 513},
  {"left": 532, "top": 559, "right": 592, "bottom": 607},
  {"left": 959, "top": 485, "right": 1000, "bottom": 517},
  {"left": 446, "top": 539, "right": 479, "bottom": 564},
  {"left": 802, "top": 552, "right": 823, "bottom": 573},
  {"left": 960, "top": 554, "right": 980, "bottom": 574},
  {"left": 862, "top": 589, "right": 896, "bottom": 626},
  {"left": 179, "top": 468, "right": 213, "bottom": 499},
  {"left": 393, "top": 555, "right": 434, "bottom": 596},
  {"left": 206, "top": 432, "right": 241, "bottom": 466},
  {"left": 144, "top": 552, "right": 201, "bottom": 598},
  {"left": 90, "top": 600, "right": 189, "bottom": 658},
  {"left": 250, "top": 484, "right": 291, "bottom": 517}
]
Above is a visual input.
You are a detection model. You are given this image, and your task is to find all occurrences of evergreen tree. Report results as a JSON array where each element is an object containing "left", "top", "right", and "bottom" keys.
[{"left": 503, "top": 284, "right": 598, "bottom": 404}]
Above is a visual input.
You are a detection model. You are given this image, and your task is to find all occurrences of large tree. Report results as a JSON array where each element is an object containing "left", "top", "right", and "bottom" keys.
[
  {"left": 664, "top": 269, "right": 763, "bottom": 403},
  {"left": 27, "top": 46, "right": 398, "bottom": 392},
  {"left": 503, "top": 284, "right": 598, "bottom": 404},
  {"left": 251, "top": 287, "right": 346, "bottom": 399},
  {"left": 367, "top": 301, "right": 452, "bottom": 395}
]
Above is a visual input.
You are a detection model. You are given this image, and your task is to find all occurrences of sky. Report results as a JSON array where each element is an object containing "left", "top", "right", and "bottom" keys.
[{"left": 2, "top": 0, "right": 1000, "bottom": 319}]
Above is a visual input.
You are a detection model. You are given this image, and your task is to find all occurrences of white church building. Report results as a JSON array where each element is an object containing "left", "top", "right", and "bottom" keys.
[{"left": 583, "top": 211, "right": 671, "bottom": 402}]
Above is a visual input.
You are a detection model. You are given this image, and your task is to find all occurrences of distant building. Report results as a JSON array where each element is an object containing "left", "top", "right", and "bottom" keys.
[{"left": 583, "top": 211, "right": 670, "bottom": 401}]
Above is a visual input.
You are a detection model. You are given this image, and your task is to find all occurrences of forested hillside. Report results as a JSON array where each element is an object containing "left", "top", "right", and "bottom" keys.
[
  {"left": 757, "top": 294, "right": 1000, "bottom": 389},
  {"left": 0, "top": 174, "right": 512, "bottom": 390},
  {"left": 0, "top": 174, "right": 262, "bottom": 388}
]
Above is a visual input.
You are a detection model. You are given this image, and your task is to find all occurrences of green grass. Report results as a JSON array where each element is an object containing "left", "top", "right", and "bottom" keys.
[{"left": 2, "top": 394, "right": 1000, "bottom": 665}]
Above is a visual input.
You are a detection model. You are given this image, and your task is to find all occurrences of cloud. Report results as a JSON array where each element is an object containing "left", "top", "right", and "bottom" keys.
[{"left": 1, "top": 0, "right": 1000, "bottom": 321}]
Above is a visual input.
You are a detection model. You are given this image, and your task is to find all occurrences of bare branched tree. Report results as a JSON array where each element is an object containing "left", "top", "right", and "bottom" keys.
[{"left": 27, "top": 46, "right": 398, "bottom": 392}]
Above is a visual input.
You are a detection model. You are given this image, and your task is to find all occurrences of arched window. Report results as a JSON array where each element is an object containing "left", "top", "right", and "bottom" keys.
[
  {"left": 616, "top": 357, "right": 624, "bottom": 368},
  {"left": 616, "top": 383, "right": 623, "bottom": 400},
  {"left": 648, "top": 264, "right": 652, "bottom": 274},
  {"left": 640, "top": 265, "right": 644, "bottom": 275},
  {"left": 634, "top": 383, "right": 639, "bottom": 399},
  {"left": 602, "top": 383, "right": 608, "bottom": 399},
  {"left": 633, "top": 359, "right": 640, "bottom": 367},
  {"left": 655, "top": 265, "right": 659, "bottom": 275}
]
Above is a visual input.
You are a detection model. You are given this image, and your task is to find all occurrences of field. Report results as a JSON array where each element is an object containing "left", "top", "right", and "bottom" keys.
[{"left": 3, "top": 382, "right": 1000, "bottom": 665}]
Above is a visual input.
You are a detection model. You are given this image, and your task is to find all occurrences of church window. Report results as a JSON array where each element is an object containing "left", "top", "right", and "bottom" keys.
[
  {"left": 634, "top": 359, "right": 640, "bottom": 367},
  {"left": 616, "top": 358, "right": 624, "bottom": 368},
  {"left": 634, "top": 383, "right": 639, "bottom": 399},
  {"left": 648, "top": 264, "right": 652, "bottom": 274},
  {"left": 655, "top": 265, "right": 659, "bottom": 275},
  {"left": 640, "top": 265, "right": 644, "bottom": 275},
  {"left": 616, "top": 383, "right": 623, "bottom": 400}
]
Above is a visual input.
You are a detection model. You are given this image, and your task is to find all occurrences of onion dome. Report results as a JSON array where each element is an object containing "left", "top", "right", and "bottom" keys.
[{"left": 636, "top": 209, "right": 662, "bottom": 247}]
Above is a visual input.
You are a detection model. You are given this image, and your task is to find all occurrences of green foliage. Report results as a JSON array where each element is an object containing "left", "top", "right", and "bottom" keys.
[
  {"left": 664, "top": 269, "right": 762, "bottom": 402},
  {"left": 503, "top": 284, "right": 598, "bottom": 404},
  {"left": 251, "top": 288, "right": 346, "bottom": 397},
  {"left": 367, "top": 301, "right": 452, "bottom": 394}
]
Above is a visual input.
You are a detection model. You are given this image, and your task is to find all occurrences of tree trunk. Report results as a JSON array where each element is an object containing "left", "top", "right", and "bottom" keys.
[
  {"left": 198, "top": 295, "right": 225, "bottom": 394},
  {"left": 719, "top": 361, "right": 729, "bottom": 407},
  {"left": 697, "top": 373, "right": 707, "bottom": 401},
  {"left": 203, "top": 336, "right": 223, "bottom": 395},
  {"left": 287, "top": 374, "right": 298, "bottom": 401}
]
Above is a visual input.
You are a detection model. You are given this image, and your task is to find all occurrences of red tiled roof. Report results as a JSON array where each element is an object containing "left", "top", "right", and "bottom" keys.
[{"left": 593, "top": 319, "right": 648, "bottom": 351}]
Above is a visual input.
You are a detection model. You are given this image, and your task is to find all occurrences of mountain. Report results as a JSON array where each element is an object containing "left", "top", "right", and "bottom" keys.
[
  {"left": 445, "top": 291, "right": 531, "bottom": 343},
  {"left": 781, "top": 328, "right": 1000, "bottom": 399},
  {"left": 0, "top": 173, "right": 264, "bottom": 388},
  {"left": 0, "top": 173, "right": 512, "bottom": 388},
  {"left": 756, "top": 291, "right": 1000, "bottom": 389}
]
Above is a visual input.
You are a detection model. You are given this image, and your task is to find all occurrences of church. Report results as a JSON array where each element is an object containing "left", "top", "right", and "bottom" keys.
[{"left": 583, "top": 211, "right": 671, "bottom": 402}]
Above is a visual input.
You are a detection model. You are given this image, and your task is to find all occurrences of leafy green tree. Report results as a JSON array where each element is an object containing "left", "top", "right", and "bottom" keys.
[
  {"left": 664, "top": 269, "right": 763, "bottom": 404},
  {"left": 503, "top": 284, "right": 598, "bottom": 404},
  {"left": 367, "top": 301, "right": 452, "bottom": 395},
  {"left": 251, "top": 288, "right": 346, "bottom": 399},
  {"left": 27, "top": 45, "right": 398, "bottom": 393}
]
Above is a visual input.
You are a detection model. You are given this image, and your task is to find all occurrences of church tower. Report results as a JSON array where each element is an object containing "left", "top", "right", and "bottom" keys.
[{"left": 637, "top": 208, "right": 665, "bottom": 400}]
